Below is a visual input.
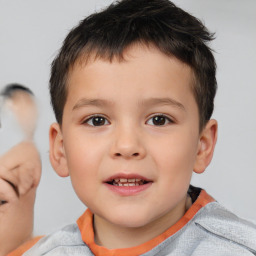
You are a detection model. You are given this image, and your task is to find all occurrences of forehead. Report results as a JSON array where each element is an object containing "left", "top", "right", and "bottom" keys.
[{"left": 67, "top": 44, "right": 195, "bottom": 98}]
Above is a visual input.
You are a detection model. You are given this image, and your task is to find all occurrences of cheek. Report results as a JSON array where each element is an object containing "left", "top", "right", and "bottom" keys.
[
  {"left": 65, "top": 142, "right": 97, "bottom": 183},
  {"left": 64, "top": 131, "right": 101, "bottom": 171},
  {"left": 150, "top": 130, "right": 198, "bottom": 177},
  {"left": 63, "top": 134, "right": 107, "bottom": 201},
  {"left": 151, "top": 135, "right": 196, "bottom": 208}
]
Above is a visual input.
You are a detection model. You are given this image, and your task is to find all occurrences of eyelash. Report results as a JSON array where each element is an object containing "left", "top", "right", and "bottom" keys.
[
  {"left": 146, "top": 114, "right": 174, "bottom": 126},
  {"left": 82, "top": 115, "right": 110, "bottom": 127},
  {"left": 82, "top": 114, "right": 173, "bottom": 127}
]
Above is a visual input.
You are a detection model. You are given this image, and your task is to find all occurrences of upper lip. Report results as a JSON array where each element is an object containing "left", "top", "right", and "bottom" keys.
[{"left": 103, "top": 173, "right": 152, "bottom": 183}]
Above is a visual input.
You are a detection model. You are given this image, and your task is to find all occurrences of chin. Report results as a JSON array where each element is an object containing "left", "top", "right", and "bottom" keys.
[{"left": 107, "top": 210, "right": 154, "bottom": 229}]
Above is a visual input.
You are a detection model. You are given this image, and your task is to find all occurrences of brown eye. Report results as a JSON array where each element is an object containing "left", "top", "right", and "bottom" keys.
[
  {"left": 85, "top": 116, "right": 110, "bottom": 126},
  {"left": 146, "top": 115, "right": 172, "bottom": 126},
  {"left": 153, "top": 116, "right": 166, "bottom": 125},
  {"left": 92, "top": 117, "right": 105, "bottom": 126}
]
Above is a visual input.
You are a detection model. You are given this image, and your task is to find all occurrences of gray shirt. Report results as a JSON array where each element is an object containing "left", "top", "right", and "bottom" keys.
[{"left": 24, "top": 200, "right": 256, "bottom": 255}]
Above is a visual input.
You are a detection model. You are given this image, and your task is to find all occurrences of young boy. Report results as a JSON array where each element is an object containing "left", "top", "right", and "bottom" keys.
[{"left": 10, "top": 0, "right": 256, "bottom": 255}]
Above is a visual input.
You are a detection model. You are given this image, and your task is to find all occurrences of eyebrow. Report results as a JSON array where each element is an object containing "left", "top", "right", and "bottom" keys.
[
  {"left": 72, "top": 97, "right": 185, "bottom": 111},
  {"left": 72, "top": 98, "right": 114, "bottom": 110},
  {"left": 140, "top": 97, "right": 186, "bottom": 111}
]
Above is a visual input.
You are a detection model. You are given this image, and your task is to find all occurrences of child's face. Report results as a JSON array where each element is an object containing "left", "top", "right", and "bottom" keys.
[{"left": 50, "top": 45, "right": 215, "bottom": 234}]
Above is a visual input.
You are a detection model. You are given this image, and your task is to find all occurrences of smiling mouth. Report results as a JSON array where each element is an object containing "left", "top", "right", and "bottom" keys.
[{"left": 107, "top": 178, "right": 149, "bottom": 187}]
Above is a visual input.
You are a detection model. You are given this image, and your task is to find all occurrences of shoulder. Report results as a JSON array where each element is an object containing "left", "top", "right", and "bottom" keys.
[
  {"left": 193, "top": 201, "right": 256, "bottom": 254},
  {"left": 23, "top": 223, "right": 93, "bottom": 256},
  {"left": 152, "top": 201, "right": 256, "bottom": 256}
]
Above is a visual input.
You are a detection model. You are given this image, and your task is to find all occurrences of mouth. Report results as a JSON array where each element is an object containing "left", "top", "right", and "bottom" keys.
[
  {"left": 104, "top": 175, "right": 153, "bottom": 196},
  {"left": 107, "top": 178, "right": 150, "bottom": 187}
]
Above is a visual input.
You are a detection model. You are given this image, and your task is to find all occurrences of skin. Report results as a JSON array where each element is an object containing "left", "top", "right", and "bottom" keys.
[
  {"left": 0, "top": 142, "right": 41, "bottom": 256},
  {"left": 50, "top": 44, "right": 217, "bottom": 249}
]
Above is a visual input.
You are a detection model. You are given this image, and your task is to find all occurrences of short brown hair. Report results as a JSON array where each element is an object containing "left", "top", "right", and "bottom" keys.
[{"left": 50, "top": 0, "right": 217, "bottom": 130}]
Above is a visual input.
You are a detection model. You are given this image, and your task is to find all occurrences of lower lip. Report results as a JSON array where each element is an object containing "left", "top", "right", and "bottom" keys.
[{"left": 104, "top": 182, "right": 152, "bottom": 196}]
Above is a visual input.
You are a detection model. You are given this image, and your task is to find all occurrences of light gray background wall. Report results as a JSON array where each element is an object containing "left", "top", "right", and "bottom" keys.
[{"left": 0, "top": 0, "right": 255, "bottom": 235}]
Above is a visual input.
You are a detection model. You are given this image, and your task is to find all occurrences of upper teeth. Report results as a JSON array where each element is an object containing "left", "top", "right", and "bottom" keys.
[
  {"left": 112, "top": 178, "right": 145, "bottom": 186},
  {"left": 115, "top": 178, "right": 141, "bottom": 183}
]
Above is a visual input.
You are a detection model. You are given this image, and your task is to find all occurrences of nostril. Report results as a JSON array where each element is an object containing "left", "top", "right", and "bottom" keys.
[{"left": 114, "top": 152, "right": 139, "bottom": 157}]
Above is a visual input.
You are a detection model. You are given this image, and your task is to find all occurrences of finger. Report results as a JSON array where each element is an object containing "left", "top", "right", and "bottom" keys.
[
  {"left": 31, "top": 160, "right": 42, "bottom": 188},
  {"left": 0, "top": 141, "right": 39, "bottom": 170},
  {"left": 0, "top": 178, "right": 17, "bottom": 205},
  {"left": 12, "top": 160, "right": 41, "bottom": 196},
  {"left": 0, "top": 148, "right": 20, "bottom": 171},
  {"left": 14, "top": 165, "right": 34, "bottom": 196},
  {"left": 0, "top": 141, "right": 41, "bottom": 195},
  {"left": 0, "top": 165, "right": 19, "bottom": 193}
]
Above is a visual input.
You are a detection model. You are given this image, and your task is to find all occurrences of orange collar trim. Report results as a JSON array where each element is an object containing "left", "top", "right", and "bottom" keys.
[
  {"left": 77, "top": 190, "right": 214, "bottom": 256},
  {"left": 7, "top": 236, "right": 44, "bottom": 256}
]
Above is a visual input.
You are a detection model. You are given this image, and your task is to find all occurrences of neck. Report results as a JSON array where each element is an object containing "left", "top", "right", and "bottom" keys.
[{"left": 93, "top": 195, "right": 190, "bottom": 249}]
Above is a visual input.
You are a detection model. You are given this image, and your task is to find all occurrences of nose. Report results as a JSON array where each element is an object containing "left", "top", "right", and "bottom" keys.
[{"left": 110, "top": 125, "right": 146, "bottom": 160}]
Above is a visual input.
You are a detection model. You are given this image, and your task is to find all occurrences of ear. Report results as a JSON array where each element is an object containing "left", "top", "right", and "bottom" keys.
[
  {"left": 49, "top": 123, "right": 69, "bottom": 177},
  {"left": 193, "top": 119, "right": 218, "bottom": 174}
]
